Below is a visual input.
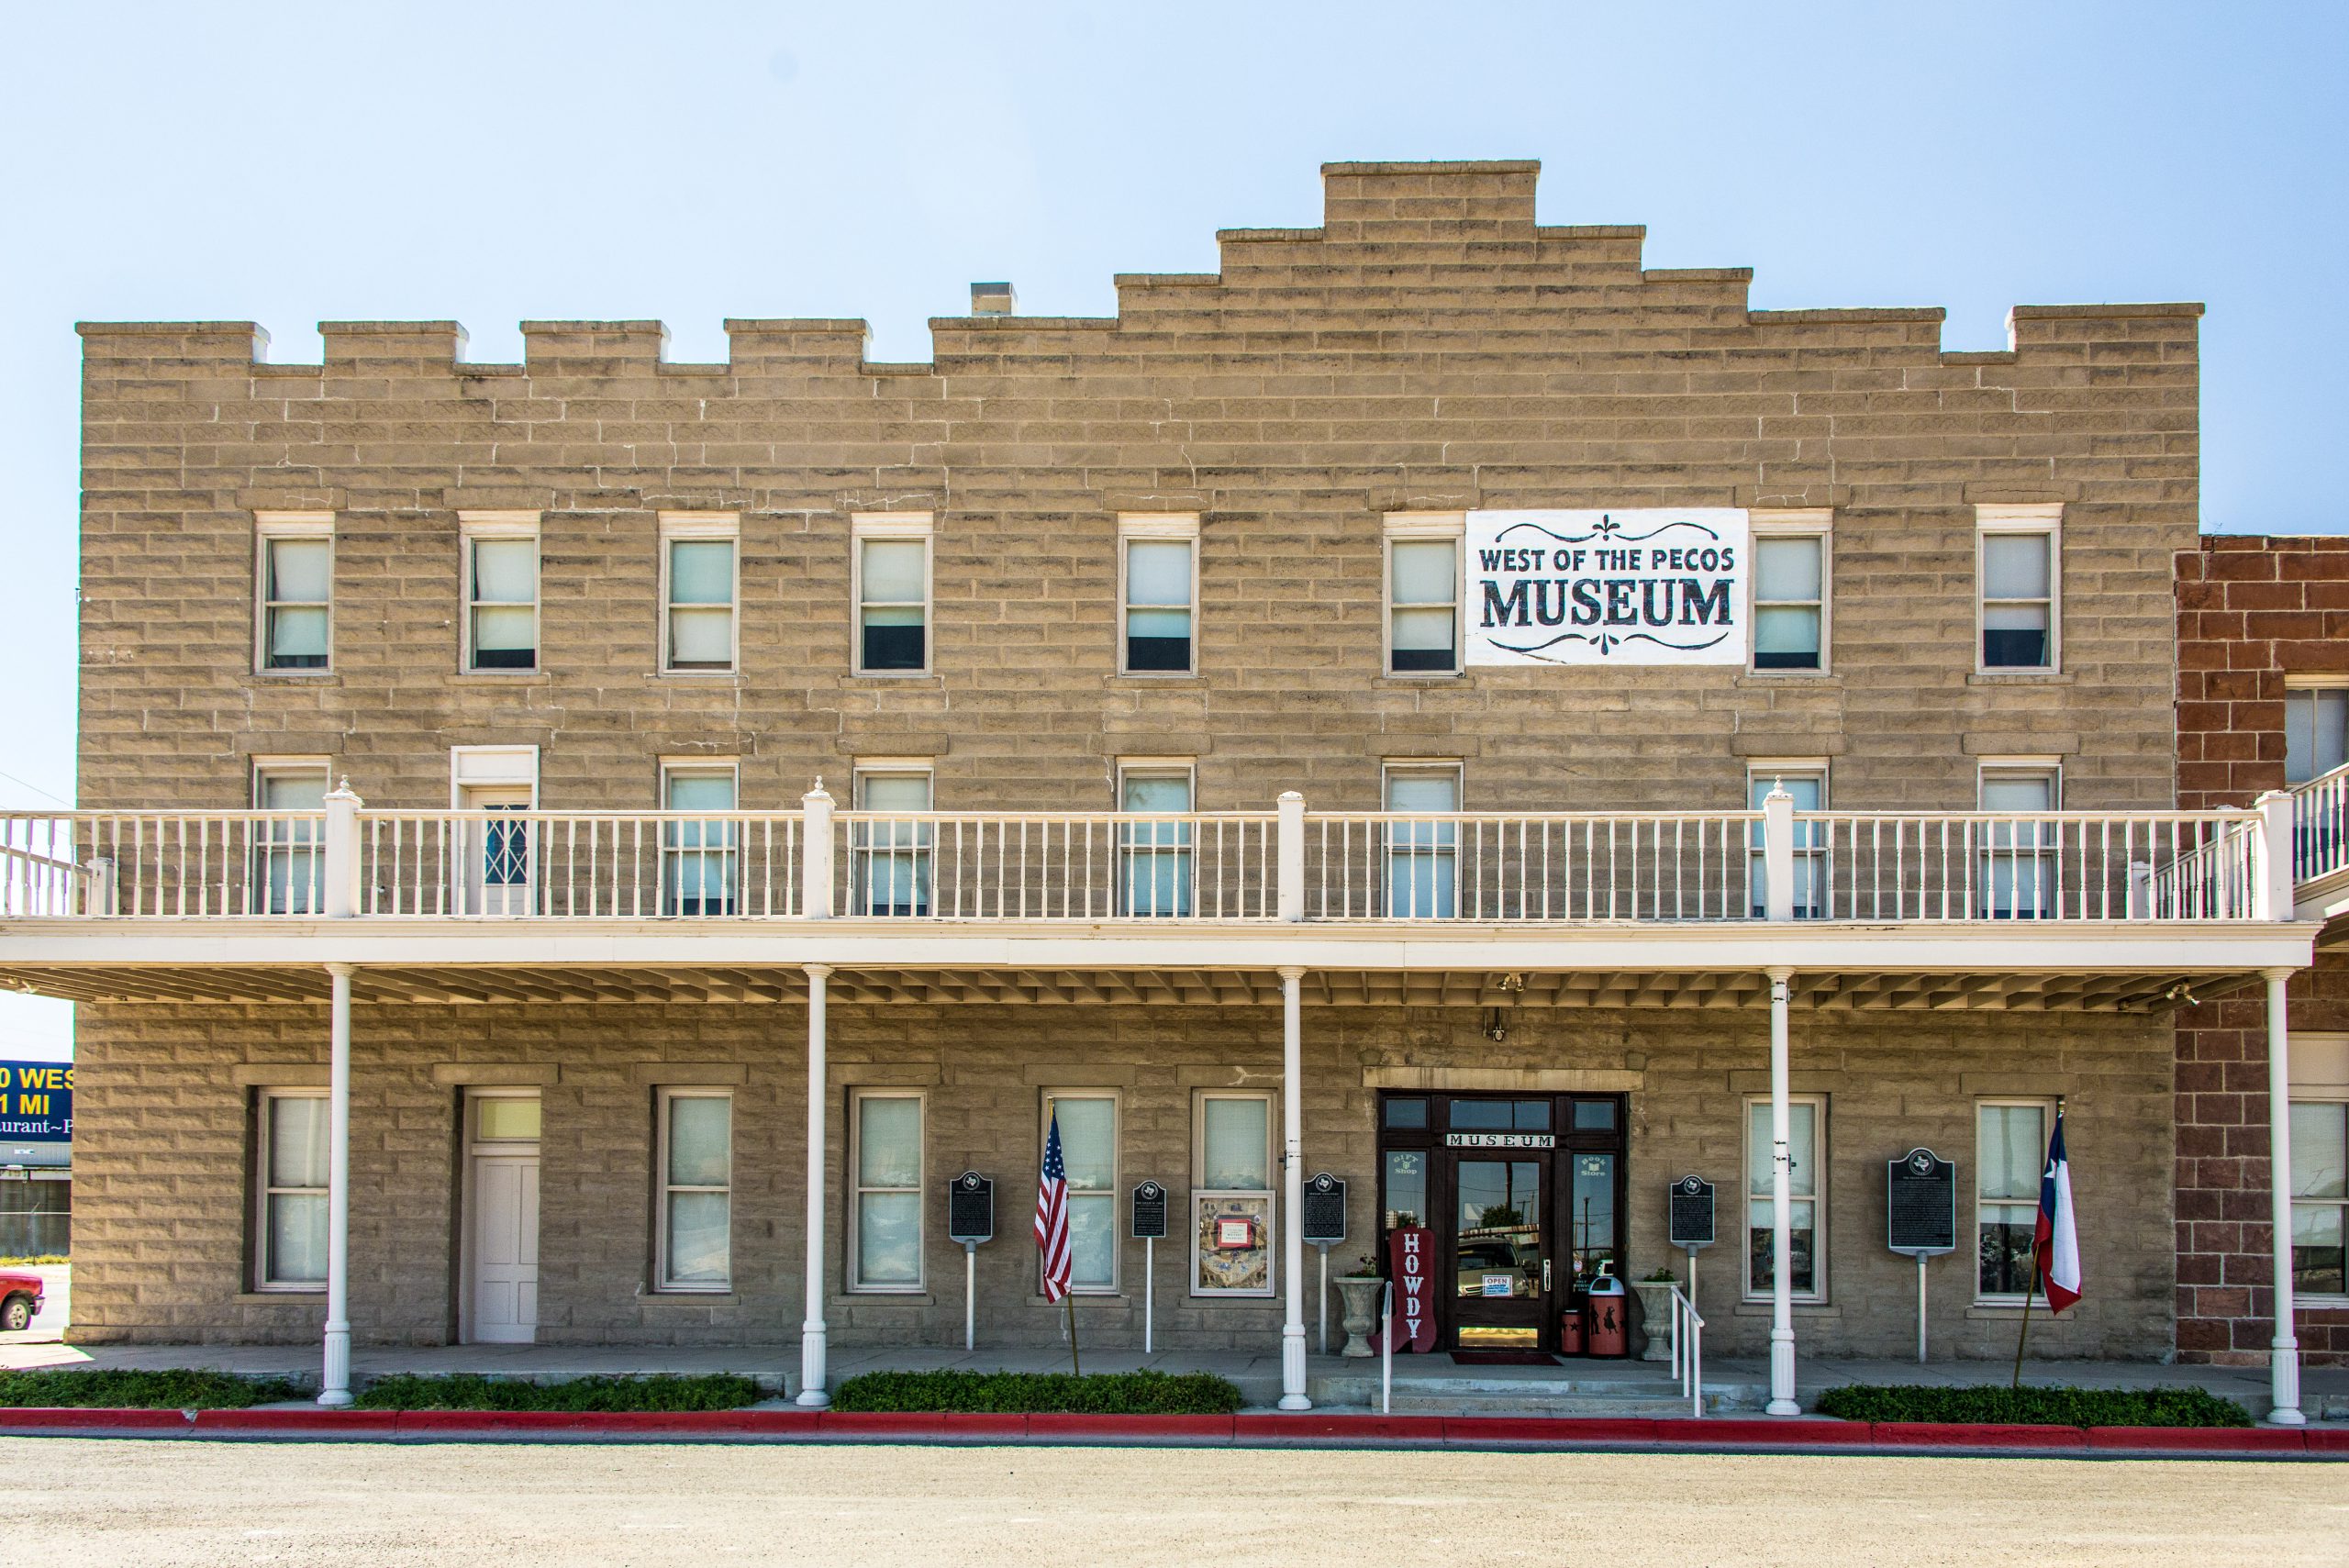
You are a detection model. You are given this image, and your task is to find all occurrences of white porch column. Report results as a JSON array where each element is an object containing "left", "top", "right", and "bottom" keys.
[
  {"left": 797, "top": 963, "right": 833, "bottom": 1407},
  {"left": 1765, "top": 965, "right": 1798, "bottom": 1416},
  {"left": 2263, "top": 966, "right": 2306, "bottom": 1427},
  {"left": 317, "top": 961, "right": 354, "bottom": 1407},
  {"left": 1278, "top": 965, "right": 1311, "bottom": 1410}
]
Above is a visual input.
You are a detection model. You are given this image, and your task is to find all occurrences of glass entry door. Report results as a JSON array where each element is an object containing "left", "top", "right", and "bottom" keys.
[{"left": 1452, "top": 1154, "right": 1550, "bottom": 1348}]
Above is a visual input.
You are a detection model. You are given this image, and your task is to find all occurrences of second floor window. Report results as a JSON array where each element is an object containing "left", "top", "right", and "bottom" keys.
[
  {"left": 252, "top": 763, "right": 328, "bottom": 914},
  {"left": 1387, "top": 533, "right": 1460, "bottom": 674},
  {"left": 2286, "top": 684, "right": 2349, "bottom": 785},
  {"left": 1979, "top": 510, "right": 2058, "bottom": 670},
  {"left": 1384, "top": 765, "right": 1460, "bottom": 917},
  {"left": 464, "top": 528, "right": 539, "bottom": 671},
  {"left": 1118, "top": 766, "right": 1193, "bottom": 917},
  {"left": 852, "top": 769, "right": 932, "bottom": 917},
  {"left": 1121, "top": 529, "right": 1196, "bottom": 673},
  {"left": 662, "top": 520, "right": 738, "bottom": 673},
  {"left": 1752, "top": 533, "right": 1825, "bottom": 671},
  {"left": 662, "top": 765, "right": 738, "bottom": 916},
  {"left": 258, "top": 524, "right": 332, "bottom": 672},
  {"left": 1980, "top": 766, "right": 2058, "bottom": 918},
  {"left": 1747, "top": 769, "right": 1825, "bottom": 917},
  {"left": 855, "top": 519, "right": 931, "bottom": 673}
]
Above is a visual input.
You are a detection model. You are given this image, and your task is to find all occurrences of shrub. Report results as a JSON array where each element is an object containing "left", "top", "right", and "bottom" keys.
[
  {"left": 831, "top": 1368, "right": 1244, "bottom": 1415},
  {"left": 0, "top": 1367, "right": 306, "bottom": 1409},
  {"left": 0, "top": 1255, "right": 68, "bottom": 1267},
  {"left": 351, "top": 1373, "right": 761, "bottom": 1412},
  {"left": 1812, "top": 1384, "right": 2253, "bottom": 1429}
]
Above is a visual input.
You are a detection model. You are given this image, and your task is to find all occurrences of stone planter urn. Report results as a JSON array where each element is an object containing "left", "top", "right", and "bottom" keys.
[
  {"left": 1335, "top": 1275, "right": 1385, "bottom": 1357},
  {"left": 1631, "top": 1279, "right": 1676, "bottom": 1362}
]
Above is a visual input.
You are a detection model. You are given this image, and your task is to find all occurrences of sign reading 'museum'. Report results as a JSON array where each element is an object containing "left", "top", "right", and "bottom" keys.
[{"left": 1466, "top": 509, "right": 1749, "bottom": 667}]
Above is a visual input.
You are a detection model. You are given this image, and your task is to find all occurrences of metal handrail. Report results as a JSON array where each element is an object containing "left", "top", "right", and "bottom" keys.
[
  {"left": 1668, "top": 1282, "right": 1705, "bottom": 1418},
  {"left": 1380, "top": 1280, "right": 1393, "bottom": 1417}
]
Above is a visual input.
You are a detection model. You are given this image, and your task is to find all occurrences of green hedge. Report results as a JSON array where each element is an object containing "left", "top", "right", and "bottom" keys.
[
  {"left": 0, "top": 1367, "right": 306, "bottom": 1409},
  {"left": 831, "top": 1369, "right": 1245, "bottom": 1415},
  {"left": 1813, "top": 1384, "right": 2253, "bottom": 1429},
  {"left": 350, "top": 1373, "right": 762, "bottom": 1412}
]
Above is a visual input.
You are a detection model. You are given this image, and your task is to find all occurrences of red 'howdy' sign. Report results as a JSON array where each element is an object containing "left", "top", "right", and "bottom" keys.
[{"left": 1382, "top": 1227, "right": 1438, "bottom": 1353}]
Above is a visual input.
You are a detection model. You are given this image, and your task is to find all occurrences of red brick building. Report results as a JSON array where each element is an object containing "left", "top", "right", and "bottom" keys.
[{"left": 2176, "top": 535, "right": 2349, "bottom": 1365}]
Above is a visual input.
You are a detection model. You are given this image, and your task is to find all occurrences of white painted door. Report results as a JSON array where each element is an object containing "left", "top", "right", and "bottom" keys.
[
  {"left": 470, "top": 1154, "right": 540, "bottom": 1343},
  {"left": 459, "top": 785, "right": 533, "bottom": 916}
]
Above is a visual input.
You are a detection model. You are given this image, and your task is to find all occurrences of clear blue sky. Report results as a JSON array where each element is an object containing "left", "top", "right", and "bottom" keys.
[{"left": 1, "top": 1, "right": 2343, "bottom": 1058}]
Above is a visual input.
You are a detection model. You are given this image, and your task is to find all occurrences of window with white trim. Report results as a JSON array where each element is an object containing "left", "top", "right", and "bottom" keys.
[
  {"left": 1044, "top": 1092, "right": 1118, "bottom": 1292},
  {"left": 1747, "top": 764, "right": 1827, "bottom": 918},
  {"left": 1117, "top": 762, "right": 1194, "bottom": 917},
  {"left": 254, "top": 1089, "right": 328, "bottom": 1289},
  {"left": 1383, "top": 762, "right": 1461, "bottom": 917},
  {"left": 1119, "top": 516, "right": 1197, "bottom": 674},
  {"left": 661, "top": 762, "right": 738, "bottom": 916},
  {"left": 1750, "top": 513, "right": 1830, "bottom": 673},
  {"left": 251, "top": 761, "right": 329, "bottom": 915},
  {"left": 1979, "top": 763, "right": 2059, "bottom": 919},
  {"left": 853, "top": 515, "right": 932, "bottom": 674},
  {"left": 660, "top": 515, "right": 738, "bottom": 673},
  {"left": 461, "top": 514, "right": 540, "bottom": 672},
  {"left": 655, "top": 1089, "right": 731, "bottom": 1291},
  {"left": 1743, "top": 1095, "right": 1823, "bottom": 1301},
  {"left": 851, "top": 766, "right": 933, "bottom": 917},
  {"left": 2291, "top": 1036, "right": 2349, "bottom": 1298},
  {"left": 1191, "top": 1090, "right": 1275, "bottom": 1296},
  {"left": 850, "top": 1089, "right": 924, "bottom": 1291},
  {"left": 1978, "top": 506, "right": 2060, "bottom": 671},
  {"left": 256, "top": 515, "right": 333, "bottom": 672},
  {"left": 1976, "top": 1099, "right": 2051, "bottom": 1300},
  {"left": 1386, "top": 517, "right": 1462, "bottom": 675},
  {"left": 2285, "top": 682, "right": 2349, "bottom": 786}
]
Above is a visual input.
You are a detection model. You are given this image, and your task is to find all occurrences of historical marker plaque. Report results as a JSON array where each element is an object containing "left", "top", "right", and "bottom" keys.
[
  {"left": 1668, "top": 1175, "right": 1716, "bottom": 1249},
  {"left": 947, "top": 1170, "right": 994, "bottom": 1245},
  {"left": 1886, "top": 1148, "right": 1957, "bottom": 1256},
  {"left": 1302, "top": 1173, "right": 1347, "bottom": 1245},
  {"left": 1130, "top": 1180, "right": 1169, "bottom": 1240}
]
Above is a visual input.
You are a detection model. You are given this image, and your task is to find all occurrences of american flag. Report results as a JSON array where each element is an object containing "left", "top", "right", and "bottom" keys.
[{"left": 1035, "top": 1106, "right": 1072, "bottom": 1303}]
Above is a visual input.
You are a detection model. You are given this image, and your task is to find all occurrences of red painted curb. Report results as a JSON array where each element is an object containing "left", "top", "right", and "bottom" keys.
[
  {"left": 195, "top": 1408, "right": 399, "bottom": 1432},
  {"left": 1444, "top": 1417, "right": 1662, "bottom": 1444},
  {"left": 1235, "top": 1413, "right": 1446, "bottom": 1440},
  {"left": 396, "top": 1410, "right": 596, "bottom": 1431},
  {"left": 2301, "top": 1428, "right": 2349, "bottom": 1453},
  {"left": 1872, "top": 1422, "right": 2087, "bottom": 1449},
  {"left": 2086, "top": 1426, "right": 2307, "bottom": 1452},
  {"left": 573, "top": 1409, "right": 824, "bottom": 1434},
  {"left": 1021, "top": 1413, "right": 1232, "bottom": 1439},
  {"left": 1657, "top": 1417, "right": 1873, "bottom": 1444},
  {"left": 816, "top": 1411, "right": 950, "bottom": 1435},
  {"left": 0, "top": 1407, "right": 191, "bottom": 1429}
]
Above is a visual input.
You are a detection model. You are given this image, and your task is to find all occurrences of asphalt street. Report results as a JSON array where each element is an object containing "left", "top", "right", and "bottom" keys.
[{"left": 1, "top": 1437, "right": 2339, "bottom": 1566}]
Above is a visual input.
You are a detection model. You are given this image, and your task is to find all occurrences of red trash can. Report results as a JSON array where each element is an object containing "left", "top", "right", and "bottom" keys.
[
  {"left": 1558, "top": 1301, "right": 1586, "bottom": 1355},
  {"left": 1585, "top": 1275, "right": 1629, "bottom": 1357}
]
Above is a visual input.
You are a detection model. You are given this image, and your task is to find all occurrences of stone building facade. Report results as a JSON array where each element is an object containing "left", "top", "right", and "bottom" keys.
[{"left": 27, "top": 161, "right": 2311, "bottom": 1404}]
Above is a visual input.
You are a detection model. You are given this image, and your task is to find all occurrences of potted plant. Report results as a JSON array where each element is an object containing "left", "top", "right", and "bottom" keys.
[
  {"left": 1334, "top": 1254, "right": 1386, "bottom": 1358},
  {"left": 1631, "top": 1267, "right": 1679, "bottom": 1362}
]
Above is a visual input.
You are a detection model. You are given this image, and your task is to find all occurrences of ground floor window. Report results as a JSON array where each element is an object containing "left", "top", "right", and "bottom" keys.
[
  {"left": 1046, "top": 1092, "right": 1118, "bottom": 1292},
  {"left": 1743, "top": 1095, "right": 1822, "bottom": 1301},
  {"left": 2292, "top": 1098, "right": 2347, "bottom": 1297},
  {"left": 1976, "top": 1100, "right": 2049, "bottom": 1300},
  {"left": 655, "top": 1089, "right": 731, "bottom": 1291},
  {"left": 0, "top": 1171, "right": 67, "bottom": 1256},
  {"left": 850, "top": 1090, "right": 923, "bottom": 1291},
  {"left": 1192, "top": 1090, "right": 1273, "bottom": 1296},
  {"left": 255, "top": 1089, "right": 328, "bottom": 1289}
]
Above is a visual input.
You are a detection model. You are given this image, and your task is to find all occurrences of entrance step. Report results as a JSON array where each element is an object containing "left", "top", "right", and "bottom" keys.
[{"left": 1308, "top": 1367, "right": 1730, "bottom": 1416}]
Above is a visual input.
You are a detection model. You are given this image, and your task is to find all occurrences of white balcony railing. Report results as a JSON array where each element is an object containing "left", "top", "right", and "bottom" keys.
[
  {"left": 2290, "top": 762, "right": 2349, "bottom": 886},
  {"left": 0, "top": 793, "right": 2292, "bottom": 927}
]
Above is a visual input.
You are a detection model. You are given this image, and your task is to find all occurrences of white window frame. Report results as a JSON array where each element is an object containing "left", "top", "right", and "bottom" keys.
[
  {"left": 1116, "top": 758, "right": 1197, "bottom": 918},
  {"left": 847, "top": 1087, "right": 927, "bottom": 1294},
  {"left": 1383, "top": 513, "right": 1465, "bottom": 678},
  {"left": 254, "top": 511, "right": 335, "bottom": 674},
  {"left": 1977, "top": 759, "right": 2063, "bottom": 920},
  {"left": 458, "top": 511, "right": 541, "bottom": 673},
  {"left": 1747, "top": 509, "right": 1832, "bottom": 675},
  {"left": 1041, "top": 1089, "right": 1120, "bottom": 1295},
  {"left": 851, "top": 512, "right": 934, "bottom": 677},
  {"left": 253, "top": 1087, "right": 328, "bottom": 1291},
  {"left": 2289, "top": 1033, "right": 2349, "bottom": 1306},
  {"left": 1976, "top": 504, "right": 2062, "bottom": 673},
  {"left": 1746, "top": 762, "right": 1829, "bottom": 919},
  {"left": 850, "top": 762, "right": 935, "bottom": 917},
  {"left": 659, "top": 759, "right": 740, "bottom": 917},
  {"left": 1190, "top": 1087, "right": 1277, "bottom": 1299},
  {"left": 1117, "top": 514, "right": 1200, "bottom": 677},
  {"left": 658, "top": 512, "right": 740, "bottom": 675},
  {"left": 1973, "top": 1097, "right": 2054, "bottom": 1304},
  {"left": 653, "top": 1087, "right": 733, "bottom": 1293},
  {"left": 1742, "top": 1092, "right": 1826, "bottom": 1304},
  {"left": 250, "top": 757, "right": 331, "bottom": 916},
  {"left": 2283, "top": 676, "right": 2349, "bottom": 787},
  {"left": 1381, "top": 760, "right": 1464, "bottom": 918}
]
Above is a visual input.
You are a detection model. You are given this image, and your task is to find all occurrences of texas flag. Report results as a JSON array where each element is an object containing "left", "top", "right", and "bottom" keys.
[{"left": 2033, "top": 1111, "right": 2082, "bottom": 1314}]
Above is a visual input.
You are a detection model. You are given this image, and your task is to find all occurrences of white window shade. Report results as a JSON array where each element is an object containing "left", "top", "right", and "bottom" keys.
[
  {"left": 1754, "top": 537, "right": 1820, "bottom": 599},
  {"left": 860, "top": 539, "right": 927, "bottom": 602},
  {"left": 1201, "top": 1097, "right": 1270, "bottom": 1189},
  {"left": 2287, "top": 689, "right": 2349, "bottom": 784},
  {"left": 854, "top": 1094, "right": 923, "bottom": 1288},
  {"left": 666, "top": 1097, "right": 730, "bottom": 1187},
  {"left": 1385, "top": 772, "right": 1460, "bottom": 813},
  {"left": 1126, "top": 539, "right": 1191, "bottom": 606},
  {"left": 268, "top": 538, "right": 331, "bottom": 601},
  {"left": 664, "top": 773, "right": 736, "bottom": 812},
  {"left": 858, "top": 773, "right": 931, "bottom": 811},
  {"left": 668, "top": 540, "right": 735, "bottom": 604},
  {"left": 1981, "top": 535, "right": 2051, "bottom": 598},
  {"left": 1980, "top": 774, "right": 2054, "bottom": 813},
  {"left": 1121, "top": 773, "right": 1191, "bottom": 813},
  {"left": 472, "top": 539, "right": 535, "bottom": 601}
]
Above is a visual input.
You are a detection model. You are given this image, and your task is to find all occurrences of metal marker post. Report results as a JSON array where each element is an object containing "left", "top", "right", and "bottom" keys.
[
  {"left": 1916, "top": 1252, "right": 1928, "bottom": 1364},
  {"left": 1144, "top": 1235, "right": 1154, "bottom": 1355},
  {"left": 1317, "top": 1243, "right": 1330, "bottom": 1357},
  {"left": 964, "top": 1240, "right": 976, "bottom": 1352}
]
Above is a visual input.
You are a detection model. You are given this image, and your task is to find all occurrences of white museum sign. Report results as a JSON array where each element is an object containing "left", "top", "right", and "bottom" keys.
[{"left": 1464, "top": 508, "right": 1750, "bottom": 667}]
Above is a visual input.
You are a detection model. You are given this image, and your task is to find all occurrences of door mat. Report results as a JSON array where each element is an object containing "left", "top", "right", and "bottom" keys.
[{"left": 1448, "top": 1351, "right": 1560, "bottom": 1366}]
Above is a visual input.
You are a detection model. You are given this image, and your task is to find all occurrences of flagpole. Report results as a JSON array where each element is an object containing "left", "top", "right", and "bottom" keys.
[
  {"left": 1065, "top": 1292, "right": 1081, "bottom": 1377},
  {"left": 2009, "top": 1269, "right": 2035, "bottom": 1389}
]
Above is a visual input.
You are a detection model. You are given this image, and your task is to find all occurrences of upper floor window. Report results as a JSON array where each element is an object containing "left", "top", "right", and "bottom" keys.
[
  {"left": 854, "top": 515, "right": 932, "bottom": 674},
  {"left": 1386, "top": 517, "right": 1462, "bottom": 675},
  {"left": 851, "top": 765, "right": 933, "bottom": 917},
  {"left": 661, "top": 762, "right": 738, "bottom": 916},
  {"left": 1383, "top": 762, "right": 1461, "bottom": 917},
  {"left": 1977, "top": 506, "right": 2060, "bottom": 671},
  {"left": 256, "top": 514, "right": 333, "bottom": 672},
  {"left": 660, "top": 514, "right": 738, "bottom": 674},
  {"left": 1119, "top": 517, "right": 1197, "bottom": 674},
  {"left": 1747, "top": 764, "right": 1826, "bottom": 917},
  {"left": 2286, "top": 683, "right": 2349, "bottom": 785},
  {"left": 251, "top": 761, "right": 328, "bottom": 915},
  {"left": 461, "top": 513, "right": 540, "bottom": 672},
  {"left": 1751, "top": 512, "right": 1830, "bottom": 672},
  {"left": 1117, "top": 762, "right": 1194, "bottom": 917},
  {"left": 1979, "top": 762, "right": 2059, "bottom": 919}
]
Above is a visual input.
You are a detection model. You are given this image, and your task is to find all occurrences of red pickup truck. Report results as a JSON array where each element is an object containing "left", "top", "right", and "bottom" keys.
[{"left": 1, "top": 1271, "right": 43, "bottom": 1331}]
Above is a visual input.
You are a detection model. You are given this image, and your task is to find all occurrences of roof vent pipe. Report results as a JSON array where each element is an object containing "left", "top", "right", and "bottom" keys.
[{"left": 971, "top": 282, "right": 1016, "bottom": 316}]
